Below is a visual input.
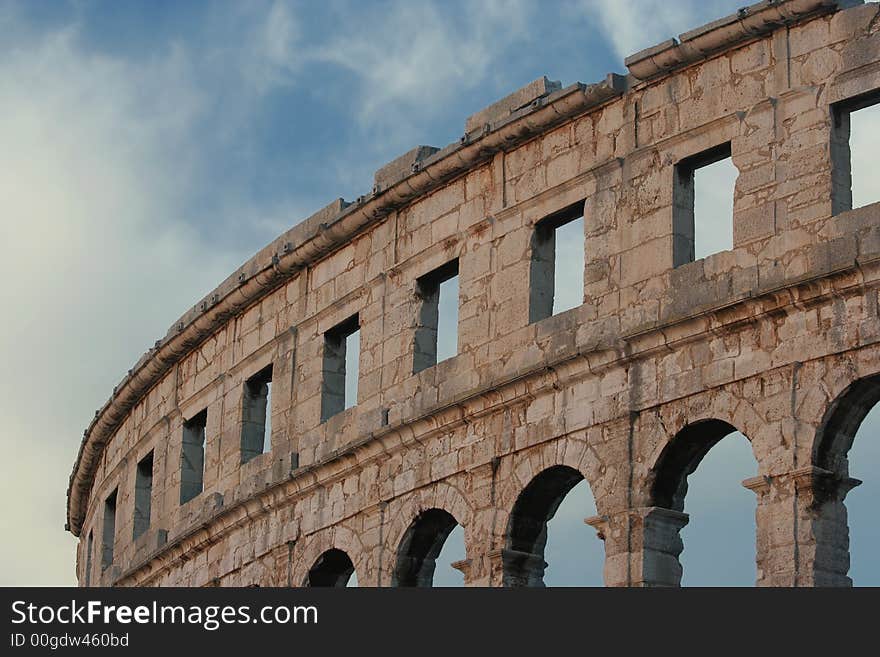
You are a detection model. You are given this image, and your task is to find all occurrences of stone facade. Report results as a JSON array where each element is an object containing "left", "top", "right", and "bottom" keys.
[{"left": 68, "top": 0, "right": 880, "bottom": 587}]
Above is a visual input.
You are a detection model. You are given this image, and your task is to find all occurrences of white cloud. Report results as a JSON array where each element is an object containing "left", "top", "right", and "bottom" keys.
[
  {"left": 0, "top": 9, "right": 295, "bottom": 585},
  {"left": 218, "top": 0, "right": 302, "bottom": 97},
  {"left": 308, "top": 0, "right": 533, "bottom": 134},
  {"left": 574, "top": 0, "right": 738, "bottom": 61}
]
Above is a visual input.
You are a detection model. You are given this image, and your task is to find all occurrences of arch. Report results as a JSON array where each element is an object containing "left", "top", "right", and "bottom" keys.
[
  {"left": 392, "top": 508, "right": 459, "bottom": 587},
  {"left": 640, "top": 389, "right": 768, "bottom": 500},
  {"left": 645, "top": 417, "right": 757, "bottom": 586},
  {"left": 650, "top": 419, "right": 739, "bottom": 512},
  {"left": 381, "top": 480, "right": 474, "bottom": 585},
  {"left": 304, "top": 548, "right": 355, "bottom": 587},
  {"left": 494, "top": 435, "right": 606, "bottom": 531},
  {"left": 814, "top": 374, "right": 880, "bottom": 476},
  {"left": 807, "top": 373, "right": 878, "bottom": 585},
  {"left": 293, "top": 522, "right": 368, "bottom": 587},
  {"left": 503, "top": 464, "right": 587, "bottom": 587}
]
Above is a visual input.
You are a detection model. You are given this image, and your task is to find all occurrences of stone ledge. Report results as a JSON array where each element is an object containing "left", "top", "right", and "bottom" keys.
[
  {"left": 625, "top": 0, "right": 853, "bottom": 80},
  {"left": 374, "top": 145, "right": 439, "bottom": 192},
  {"left": 464, "top": 76, "right": 561, "bottom": 134}
]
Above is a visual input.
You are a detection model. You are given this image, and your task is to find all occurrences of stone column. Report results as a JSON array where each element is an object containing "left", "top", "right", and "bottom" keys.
[
  {"left": 392, "top": 555, "right": 436, "bottom": 587},
  {"left": 744, "top": 466, "right": 860, "bottom": 587},
  {"left": 486, "top": 548, "right": 548, "bottom": 587},
  {"left": 450, "top": 558, "right": 474, "bottom": 587},
  {"left": 742, "top": 474, "right": 778, "bottom": 586},
  {"left": 482, "top": 549, "right": 503, "bottom": 587},
  {"left": 587, "top": 506, "right": 689, "bottom": 587}
]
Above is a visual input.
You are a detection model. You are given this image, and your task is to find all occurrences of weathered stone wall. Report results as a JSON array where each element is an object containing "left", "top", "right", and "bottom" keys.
[{"left": 70, "top": 0, "right": 880, "bottom": 587}]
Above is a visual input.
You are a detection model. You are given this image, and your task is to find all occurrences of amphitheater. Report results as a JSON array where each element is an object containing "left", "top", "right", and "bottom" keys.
[{"left": 68, "top": 0, "right": 880, "bottom": 587}]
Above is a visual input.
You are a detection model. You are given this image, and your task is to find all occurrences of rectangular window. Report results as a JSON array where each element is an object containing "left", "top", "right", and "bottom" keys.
[
  {"left": 673, "top": 142, "right": 736, "bottom": 265},
  {"left": 101, "top": 489, "right": 117, "bottom": 570},
  {"left": 413, "top": 259, "right": 459, "bottom": 373},
  {"left": 832, "top": 92, "right": 880, "bottom": 214},
  {"left": 85, "top": 531, "right": 93, "bottom": 587},
  {"left": 529, "top": 204, "right": 585, "bottom": 323},
  {"left": 321, "top": 315, "right": 360, "bottom": 421},
  {"left": 133, "top": 451, "right": 153, "bottom": 540},
  {"left": 241, "top": 364, "right": 273, "bottom": 463},
  {"left": 180, "top": 409, "right": 207, "bottom": 505}
]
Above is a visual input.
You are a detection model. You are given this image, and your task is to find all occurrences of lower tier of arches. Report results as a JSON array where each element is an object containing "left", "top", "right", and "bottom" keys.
[{"left": 92, "top": 346, "right": 880, "bottom": 588}]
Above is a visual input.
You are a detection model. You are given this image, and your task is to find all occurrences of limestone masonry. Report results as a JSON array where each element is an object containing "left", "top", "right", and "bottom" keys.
[{"left": 69, "top": 0, "right": 880, "bottom": 586}]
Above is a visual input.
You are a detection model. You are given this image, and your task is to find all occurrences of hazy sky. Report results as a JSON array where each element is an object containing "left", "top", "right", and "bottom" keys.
[{"left": 2, "top": 0, "right": 876, "bottom": 588}]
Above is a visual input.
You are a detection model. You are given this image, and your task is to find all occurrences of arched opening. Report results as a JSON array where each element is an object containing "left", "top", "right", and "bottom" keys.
[
  {"left": 504, "top": 465, "right": 602, "bottom": 587},
  {"left": 816, "top": 376, "right": 880, "bottom": 475},
  {"left": 846, "top": 403, "right": 880, "bottom": 585},
  {"left": 649, "top": 419, "right": 756, "bottom": 586},
  {"left": 432, "top": 525, "right": 466, "bottom": 587},
  {"left": 392, "top": 508, "right": 462, "bottom": 587},
  {"left": 304, "top": 548, "right": 356, "bottom": 587},
  {"left": 814, "top": 375, "right": 879, "bottom": 586}
]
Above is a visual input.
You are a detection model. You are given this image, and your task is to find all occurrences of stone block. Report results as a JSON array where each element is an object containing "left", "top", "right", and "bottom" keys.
[{"left": 465, "top": 76, "right": 561, "bottom": 134}]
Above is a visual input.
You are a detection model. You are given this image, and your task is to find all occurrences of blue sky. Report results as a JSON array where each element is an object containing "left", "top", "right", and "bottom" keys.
[{"left": 1, "top": 0, "right": 877, "bottom": 587}]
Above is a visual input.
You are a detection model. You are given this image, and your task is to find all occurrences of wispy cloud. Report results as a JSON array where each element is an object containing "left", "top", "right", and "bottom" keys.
[
  {"left": 308, "top": 0, "right": 534, "bottom": 133},
  {"left": 572, "top": 0, "right": 738, "bottom": 61},
  {"left": 0, "top": 5, "right": 304, "bottom": 585}
]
